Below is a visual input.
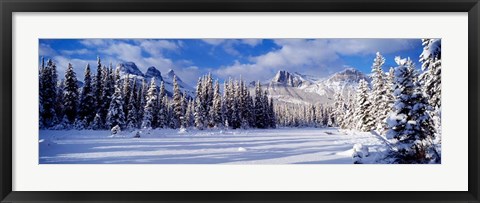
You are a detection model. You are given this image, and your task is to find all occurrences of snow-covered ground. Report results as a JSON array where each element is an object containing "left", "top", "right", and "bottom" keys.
[{"left": 39, "top": 128, "right": 388, "bottom": 164}]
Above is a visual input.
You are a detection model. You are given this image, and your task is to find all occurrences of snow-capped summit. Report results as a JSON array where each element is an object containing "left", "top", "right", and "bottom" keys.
[
  {"left": 270, "top": 70, "right": 316, "bottom": 88},
  {"left": 144, "top": 66, "right": 163, "bottom": 81},
  {"left": 317, "top": 68, "right": 370, "bottom": 95},
  {"left": 163, "top": 68, "right": 194, "bottom": 94},
  {"left": 117, "top": 62, "right": 144, "bottom": 77},
  {"left": 114, "top": 63, "right": 194, "bottom": 97},
  {"left": 324, "top": 68, "right": 370, "bottom": 84},
  {"left": 260, "top": 67, "right": 371, "bottom": 105},
  {"left": 166, "top": 69, "right": 176, "bottom": 79}
]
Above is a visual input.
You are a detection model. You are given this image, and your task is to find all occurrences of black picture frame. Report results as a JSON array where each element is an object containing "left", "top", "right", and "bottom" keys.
[{"left": 1, "top": 0, "right": 479, "bottom": 202}]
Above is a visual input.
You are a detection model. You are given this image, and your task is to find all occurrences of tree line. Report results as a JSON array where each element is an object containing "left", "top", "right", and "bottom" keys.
[
  {"left": 39, "top": 58, "right": 276, "bottom": 131},
  {"left": 327, "top": 39, "right": 441, "bottom": 163}
]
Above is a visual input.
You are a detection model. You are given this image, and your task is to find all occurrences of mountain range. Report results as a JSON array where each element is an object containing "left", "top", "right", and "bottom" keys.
[
  {"left": 116, "top": 62, "right": 370, "bottom": 105},
  {"left": 116, "top": 62, "right": 195, "bottom": 97},
  {"left": 259, "top": 68, "right": 370, "bottom": 105}
]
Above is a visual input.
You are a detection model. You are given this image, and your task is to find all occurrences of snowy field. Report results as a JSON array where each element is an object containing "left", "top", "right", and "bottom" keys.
[{"left": 39, "top": 128, "right": 388, "bottom": 164}]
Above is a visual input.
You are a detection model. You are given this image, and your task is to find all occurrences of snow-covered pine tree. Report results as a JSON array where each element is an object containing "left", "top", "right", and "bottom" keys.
[
  {"left": 130, "top": 77, "right": 138, "bottom": 121},
  {"left": 171, "top": 76, "right": 182, "bottom": 129},
  {"left": 386, "top": 57, "right": 438, "bottom": 163},
  {"left": 268, "top": 97, "right": 276, "bottom": 128},
  {"left": 122, "top": 74, "right": 131, "bottom": 119},
  {"left": 237, "top": 80, "right": 248, "bottom": 128},
  {"left": 354, "top": 79, "right": 375, "bottom": 132},
  {"left": 229, "top": 80, "right": 241, "bottom": 129},
  {"left": 91, "top": 113, "right": 103, "bottom": 130},
  {"left": 49, "top": 59, "right": 59, "bottom": 124},
  {"left": 39, "top": 58, "right": 45, "bottom": 129},
  {"left": 333, "top": 91, "right": 344, "bottom": 128},
  {"left": 126, "top": 82, "right": 139, "bottom": 130},
  {"left": 63, "top": 63, "right": 80, "bottom": 124},
  {"left": 221, "top": 81, "right": 229, "bottom": 128},
  {"left": 194, "top": 77, "right": 205, "bottom": 130},
  {"left": 141, "top": 78, "right": 158, "bottom": 129},
  {"left": 254, "top": 81, "right": 265, "bottom": 128},
  {"left": 165, "top": 96, "right": 173, "bottom": 128},
  {"left": 246, "top": 88, "right": 255, "bottom": 127},
  {"left": 78, "top": 64, "right": 95, "bottom": 125},
  {"left": 419, "top": 39, "right": 441, "bottom": 109},
  {"left": 210, "top": 80, "right": 223, "bottom": 128},
  {"left": 180, "top": 91, "right": 188, "bottom": 129},
  {"left": 419, "top": 39, "right": 442, "bottom": 143},
  {"left": 386, "top": 67, "right": 395, "bottom": 111},
  {"left": 74, "top": 117, "right": 88, "bottom": 130},
  {"left": 39, "top": 59, "right": 58, "bottom": 128},
  {"left": 157, "top": 81, "right": 167, "bottom": 128},
  {"left": 203, "top": 74, "right": 214, "bottom": 128},
  {"left": 94, "top": 57, "right": 103, "bottom": 111},
  {"left": 114, "top": 68, "right": 121, "bottom": 83},
  {"left": 105, "top": 74, "right": 125, "bottom": 129},
  {"left": 223, "top": 79, "right": 233, "bottom": 128},
  {"left": 239, "top": 80, "right": 252, "bottom": 128},
  {"left": 54, "top": 79, "right": 65, "bottom": 124},
  {"left": 342, "top": 91, "right": 354, "bottom": 129},
  {"left": 370, "top": 52, "right": 389, "bottom": 131},
  {"left": 262, "top": 90, "right": 270, "bottom": 128},
  {"left": 99, "top": 65, "right": 114, "bottom": 127},
  {"left": 185, "top": 99, "right": 194, "bottom": 128},
  {"left": 137, "top": 79, "right": 147, "bottom": 127}
]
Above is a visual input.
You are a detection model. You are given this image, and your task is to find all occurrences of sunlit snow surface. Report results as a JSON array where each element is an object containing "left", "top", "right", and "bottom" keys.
[{"left": 39, "top": 128, "right": 387, "bottom": 164}]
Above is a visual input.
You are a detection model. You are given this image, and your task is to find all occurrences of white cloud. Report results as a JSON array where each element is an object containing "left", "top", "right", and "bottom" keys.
[
  {"left": 202, "top": 39, "right": 226, "bottom": 46},
  {"left": 139, "top": 40, "right": 181, "bottom": 56},
  {"left": 327, "top": 39, "right": 415, "bottom": 55},
  {"left": 202, "top": 39, "right": 263, "bottom": 56},
  {"left": 60, "top": 48, "right": 89, "bottom": 56},
  {"left": 241, "top": 39, "right": 262, "bottom": 47},
  {"left": 215, "top": 39, "right": 416, "bottom": 82},
  {"left": 215, "top": 39, "right": 339, "bottom": 82},
  {"left": 39, "top": 43, "right": 58, "bottom": 57},
  {"left": 80, "top": 39, "right": 113, "bottom": 47}
]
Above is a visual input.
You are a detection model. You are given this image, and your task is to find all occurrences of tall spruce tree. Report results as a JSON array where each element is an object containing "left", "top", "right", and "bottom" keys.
[
  {"left": 180, "top": 91, "right": 188, "bottom": 129},
  {"left": 354, "top": 79, "right": 375, "bottom": 132},
  {"left": 370, "top": 52, "right": 389, "bottom": 131},
  {"left": 99, "top": 65, "right": 114, "bottom": 126},
  {"left": 126, "top": 84, "right": 139, "bottom": 130},
  {"left": 141, "top": 78, "right": 158, "bottom": 129},
  {"left": 204, "top": 74, "right": 214, "bottom": 128},
  {"left": 262, "top": 90, "right": 270, "bottom": 128},
  {"left": 122, "top": 74, "right": 131, "bottom": 119},
  {"left": 55, "top": 79, "right": 65, "bottom": 124},
  {"left": 194, "top": 77, "right": 205, "bottom": 130},
  {"left": 94, "top": 57, "right": 103, "bottom": 111},
  {"left": 63, "top": 63, "right": 79, "bottom": 124},
  {"left": 78, "top": 64, "right": 95, "bottom": 124},
  {"left": 39, "top": 59, "right": 58, "bottom": 128},
  {"left": 268, "top": 97, "right": 276, "bottom": 128},
  {"left": 137, "top": 79, "right": 147, "bottom": 127},
  {"left": 419, "top": 39, "right": 442, "bottom": 142},
  {"left": 106, "top": 73, "right": 125, "bottom": 129},
  {"left": 172, "top": 76, "right": 182, "bottom": 129},
  {"left": 254, "top": 81, "right": 265, "bottom": 128},
  {"left": 157, "top": 81, "right": 167, "bottom": 128},
  {"left": 386, "top": 57, "right": 437, "bottom": 163},
  {"left": 333, "top": 91, "right": 344, "bottom": 127},
  {"left": 386, "top": 67, "right": 396, "bottom": 110},
  {"left": 229, "top": 81, "right": 241, "bottom": 129},
  {"left": 210, "top": 80, "right": 223, "bottom": 128},
  {"left": 185, "top": 99, "right": 194, "bottom": 128}
]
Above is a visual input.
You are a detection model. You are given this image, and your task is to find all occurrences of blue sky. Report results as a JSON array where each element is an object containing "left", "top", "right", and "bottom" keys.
[{"left": 39, "top": 39, "right": 424, "bottom": 86}]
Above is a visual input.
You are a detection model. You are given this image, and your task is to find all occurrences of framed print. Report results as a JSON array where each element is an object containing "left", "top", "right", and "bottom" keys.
[{"left": 1, "top": 0, "right": 479, "bottom": 202}]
